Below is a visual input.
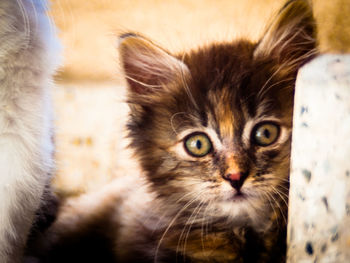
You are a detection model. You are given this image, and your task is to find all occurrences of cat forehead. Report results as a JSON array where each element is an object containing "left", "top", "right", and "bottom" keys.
[
  {"left": 183, "top": 41, "right": 255, "bottom": 79},
  {"left": 180, "top": 46, "right": 293, "bottom": 117},
  {"left": 182, "top": 42, "right": 289, "bottom": 97}
]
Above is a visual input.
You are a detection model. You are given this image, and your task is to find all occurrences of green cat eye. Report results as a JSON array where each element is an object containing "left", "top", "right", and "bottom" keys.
[
  {"left": 253, "top": 122, "right": 280, "bottom": 146},
  {"left": 184, "top": 132, "right": 212, "bottom": 157}
]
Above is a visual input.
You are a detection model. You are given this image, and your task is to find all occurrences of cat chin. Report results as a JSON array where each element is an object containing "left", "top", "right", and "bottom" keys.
[
  {"left": 211, "top": 201, "right": 254, "bottom": 226},
  {"left": 219, "top": 181, "right": 257, "bottom": 202},
  {"left": 212, "top": 199, "right": 271, "bottom": 230},
  {"left": 209, "top": 184, "right": 268, "bottom": 225}
]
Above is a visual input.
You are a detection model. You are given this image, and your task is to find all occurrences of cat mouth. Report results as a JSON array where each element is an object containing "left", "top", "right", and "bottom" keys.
[
  {"left": 228, "top": 191, "right": 248, "bottom": 202},
  {"left": 233, "top": 192, "right": 245, "bottom": 199}
]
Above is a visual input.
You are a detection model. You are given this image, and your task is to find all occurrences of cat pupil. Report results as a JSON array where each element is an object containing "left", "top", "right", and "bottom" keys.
[
  {"left": 196, "top": 140, "right": 202, "bottom": 149},
  {"left": 264, "top": 129, "right": 270, "bottom": 138}
]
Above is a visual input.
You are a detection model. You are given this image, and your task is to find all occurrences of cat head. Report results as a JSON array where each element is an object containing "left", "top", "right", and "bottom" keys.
[{"left": 118, "top": 0, "right": 316, "bottom": 226}]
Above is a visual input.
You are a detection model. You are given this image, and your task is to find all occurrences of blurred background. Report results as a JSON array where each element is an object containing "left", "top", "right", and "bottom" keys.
[{"left": 48, "top": 0, "right": 297, "bottom": 196}]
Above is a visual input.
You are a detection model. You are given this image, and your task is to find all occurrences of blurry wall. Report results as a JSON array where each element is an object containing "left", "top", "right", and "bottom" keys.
[{"left": 50, "top": 0, "right": 285, "bottom": 82}]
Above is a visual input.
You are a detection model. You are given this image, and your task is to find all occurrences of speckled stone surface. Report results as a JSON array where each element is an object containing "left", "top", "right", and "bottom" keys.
[{"left": 287, "top": 55, "right": 350, "bottom": 262}]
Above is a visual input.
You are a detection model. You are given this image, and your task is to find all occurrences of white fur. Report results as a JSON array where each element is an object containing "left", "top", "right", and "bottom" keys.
[{"left": 0, "top": 0, "right": 60, "bottom": 262}]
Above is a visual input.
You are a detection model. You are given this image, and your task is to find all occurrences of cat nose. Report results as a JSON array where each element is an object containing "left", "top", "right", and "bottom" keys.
[{"left": 223, "top": 172, "right": 249, "bottom": 192}]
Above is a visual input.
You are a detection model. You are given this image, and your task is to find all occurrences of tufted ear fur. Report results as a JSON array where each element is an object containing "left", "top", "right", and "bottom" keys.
[
  {"left": 118, "top": 33, "right": 189, "bottom": 95},
  {"left": 254, "top": 0, "right": 316, "bottom": 68}
]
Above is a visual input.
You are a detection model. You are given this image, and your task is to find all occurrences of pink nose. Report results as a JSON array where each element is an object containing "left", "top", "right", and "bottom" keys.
[
  {"left": 223, "top": 171, "right": 249, "bottom": 192},
  {"left": 227, "top": 173, "right": 241, "bottom": 181}
]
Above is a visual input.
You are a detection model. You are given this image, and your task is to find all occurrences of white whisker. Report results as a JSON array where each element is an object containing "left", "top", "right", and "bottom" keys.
[
  {"left": 180, "top": 55, "right": 198, "bottom": 111},
  {"left": 15, "top": 0, "right": 30, "bottom": 49},
  {"left": 170, "top": 112, "right": 187, "bottom": 135},
  {"left": 154, "top": 192, "right": 204, "bottom": 263},
  {"left": 182, "top": 200, "right": 206, "bottom": 258}
]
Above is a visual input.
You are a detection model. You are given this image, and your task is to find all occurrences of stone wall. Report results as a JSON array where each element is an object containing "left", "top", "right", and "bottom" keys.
[{"left": 287, "top": 1, "right": 350, "bottom": 261}]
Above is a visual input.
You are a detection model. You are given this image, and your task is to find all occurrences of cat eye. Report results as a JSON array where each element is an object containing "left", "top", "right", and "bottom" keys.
[
  {"left": 252, "top": 122, "right": 280, "bottom": 146},
  {"left": 184, "top": 132, "right": 212, "bottom": 157}
]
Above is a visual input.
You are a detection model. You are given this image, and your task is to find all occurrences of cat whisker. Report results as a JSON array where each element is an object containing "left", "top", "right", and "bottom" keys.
[
  {"left": 189, "top": 200, "right": 206, "bottom": 232},
  {"left": 274, "top": 183, "right": 290, "bottom": 194},
  {"left": 175, "top": 191, "right": 201, "bottom": 204},
  {"left": 256, "top": 180, "right": 289, "bottom": 206},
  {"left": 200, "top": 198, "right": 215, "bottom": 261},
  {"left": 264, "top": 188, "right": 287, "bottom": 226},
  {"left": 177, "top": 199, "right": 205, "bottom": 260},
  {"left": 260, "top": 189, "right": 281, "bottom": 228},
  {"left": 44, "top": 0, "right": 60, "bottom": 47},
  {"left": 202, "top": 198, "right": 212, "bottom": 243},
  {"left": 279, "top": 177, "right": 290, "bottom": 182},
  {"left": 200, "top": 204, "right": 207, "bottom": 253},
  {"left": 184, "top": 201, "right": 206, "bottom": 259},
  {"left": 262, "top": 77, "right": 296, "bottom": 96},
  {"left": 170, "top": 112, "right": 187, "bottom": 135},
  {"left": 258, "top": 35, "right": 315, "bottom": 101},
  {"left": 274, "top": 178, "right": 290, "bottom": 188},
  {"left": 277, "top": 27, "right": 305, "bottom": 57},
  {"left": 285, "top": 45, "right": 318, "bottom": 65},
  {"left": 272, "top": 181, "right": 290, "bottom": 198},
  {"left": 270, "top": 184, "right": 289, "bottom": 204},
  {"left": 28, "top": 0, "right": 38, "bottom": 30},
  {"left": 272, "top": 188, "right": 289, "bottom": 201},
  {"left": 270, "top": 185, "right": 289, "bottom": 209},
  {"left": 152, "top": 192, "right": 202, "bottom": 233},
  {"left": 179, "top": 54, "right": 199, "bottom": 111},
  {"left": 277, "top": 48, "right": 318, "bottom": 76},
  {"left": 125, "top": 75, "right": 163, "bottom": 89},
  {"left": 155, "top": 192, "right": 205, "bottom": 263},
  {"left": 258, "top": 66, "right": 284, "bottom": 100},
  {"left": 15, "top": 0, "right": 30, "bottom": 50}
]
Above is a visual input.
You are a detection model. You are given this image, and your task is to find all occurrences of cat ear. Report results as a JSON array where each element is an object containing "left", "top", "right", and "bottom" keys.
[
  {"left": 118, "top": 33, "right": 189, "bottom": 95},
  {"left": 254, "top": 0, "right": 316, "bottom": 65}
]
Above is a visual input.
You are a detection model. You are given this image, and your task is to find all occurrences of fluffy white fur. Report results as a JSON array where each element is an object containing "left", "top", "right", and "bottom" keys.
[{"left": 0, "top": 0, "right": 60, "bottom": 262}]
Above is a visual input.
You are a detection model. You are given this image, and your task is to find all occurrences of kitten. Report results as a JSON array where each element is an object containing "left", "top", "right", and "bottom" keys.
[
  {"left": 28, "top": 0, "right": 316, "bottom": 262},
  {"left": 0, "top": 0, "right": 60, "bottom": 262}
]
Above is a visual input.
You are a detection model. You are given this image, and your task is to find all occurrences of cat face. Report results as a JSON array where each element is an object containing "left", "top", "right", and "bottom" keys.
[{"left": 119, "top": 0, "right": 316, "bottom": 227}]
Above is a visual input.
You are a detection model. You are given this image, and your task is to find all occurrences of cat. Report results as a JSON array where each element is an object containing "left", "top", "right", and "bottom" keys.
[
  {"left": 26, "top": 0, "right": 316, "bottom": 262},
  {"left": 0, "top": 0, "right": 60, "bottom": 262}
]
